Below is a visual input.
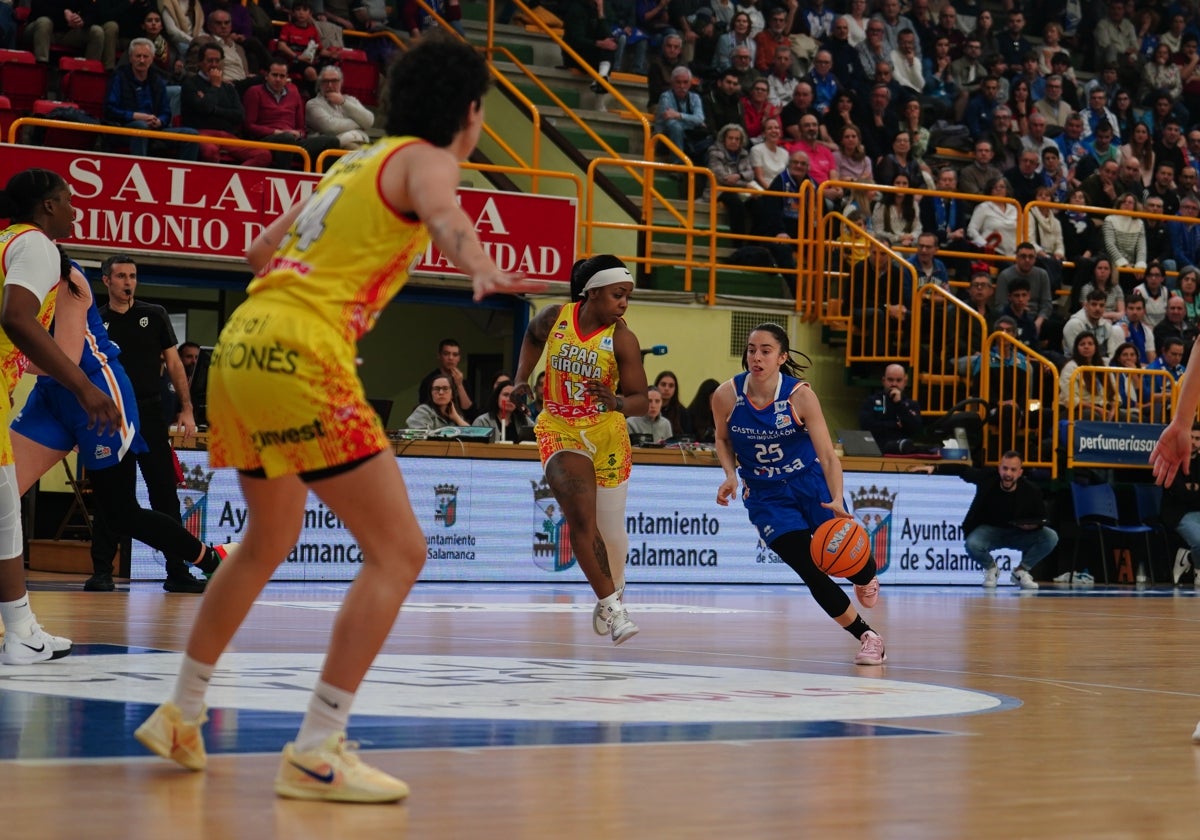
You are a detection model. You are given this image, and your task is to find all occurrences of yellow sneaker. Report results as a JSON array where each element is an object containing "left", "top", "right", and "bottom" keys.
[
  {"left": 274, "top": 733, "right": 409, "bottom": 803},
  {"left": 134, "top": 702, "right": 208, "bottom": 771}
]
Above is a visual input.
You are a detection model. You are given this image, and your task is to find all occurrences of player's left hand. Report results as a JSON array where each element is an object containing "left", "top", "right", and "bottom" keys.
[{"left": 471, "top": 270, "right": 545, "bottom": 301}]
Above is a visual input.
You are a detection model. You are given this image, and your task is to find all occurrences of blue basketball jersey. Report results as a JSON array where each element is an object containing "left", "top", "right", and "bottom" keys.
[
  {"left": 727, "top": 371, "right": 822, "bottom": 485},
  {"left": 46, "top": 261, "right": 121, "bottom": 378}
]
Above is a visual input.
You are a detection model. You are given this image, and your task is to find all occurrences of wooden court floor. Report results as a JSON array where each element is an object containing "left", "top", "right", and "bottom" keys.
[{"left": 3, "top": 572, "right": 1199, "bottom": 840}]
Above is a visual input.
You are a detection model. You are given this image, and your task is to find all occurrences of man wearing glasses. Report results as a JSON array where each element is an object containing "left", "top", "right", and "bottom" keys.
[
  {"left": 306, "top": 65, "right": 374, "bottom": 150},
  {"left": 193, "top": 10, "right": 257, "bottom": 94}
]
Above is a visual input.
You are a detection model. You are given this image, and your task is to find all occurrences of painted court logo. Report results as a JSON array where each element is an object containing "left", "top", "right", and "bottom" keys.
[
  {"left": 851, "top": 484, "right": 897, "bottom": 574},
  {"left": 531, "top": 475, "right": 575, "bottom": 572}
]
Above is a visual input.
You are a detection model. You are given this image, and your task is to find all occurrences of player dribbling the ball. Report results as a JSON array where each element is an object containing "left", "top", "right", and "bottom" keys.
[{"left": 713, "top": 323, "right": 887, "bottom": 665}]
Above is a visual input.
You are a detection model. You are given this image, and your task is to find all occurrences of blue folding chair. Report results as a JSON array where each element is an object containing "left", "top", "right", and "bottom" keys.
[{"left": 1070, "top": 482, "right": 1155, "bottom": 584}]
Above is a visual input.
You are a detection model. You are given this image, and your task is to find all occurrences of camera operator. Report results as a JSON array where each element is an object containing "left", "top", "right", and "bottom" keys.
[{"left": 858, "top": 363, "right": 924, "bottom": 454}]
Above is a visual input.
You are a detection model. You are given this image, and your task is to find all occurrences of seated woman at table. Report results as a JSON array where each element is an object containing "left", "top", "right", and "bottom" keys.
[
  {"left": 626, "top": 386, "right": 672, "bottom": 444},
  {"left": 404, "top": 373, "right": 471, "bottom": 430},
  {"left": 473, "top": 380, "right": 534, "bottom": 442}
]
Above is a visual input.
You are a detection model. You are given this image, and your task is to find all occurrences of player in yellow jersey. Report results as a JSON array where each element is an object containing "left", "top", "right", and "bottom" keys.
[
  {"left": 134, "top": 37, "right": 539, "bottom": 803},
  {"left": 0, "top": 168, "right": 121, "bottom": 665},
  {"left": 513, "top": 255, "right": 649, "bottom": 644}
]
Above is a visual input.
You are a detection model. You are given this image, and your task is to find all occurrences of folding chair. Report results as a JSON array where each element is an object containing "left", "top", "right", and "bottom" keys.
[{"left": 1070, "top": 482, "right": 1155, "bottom": 584}]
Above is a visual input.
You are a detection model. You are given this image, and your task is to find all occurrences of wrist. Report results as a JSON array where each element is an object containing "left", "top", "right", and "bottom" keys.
[{"left": 615, "top": 396, "right": 625, "bottom": 413}]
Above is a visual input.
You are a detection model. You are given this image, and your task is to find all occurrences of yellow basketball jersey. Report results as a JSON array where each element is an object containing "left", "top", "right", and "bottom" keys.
[
  {"left": 542, "top": 302, "right": 622, "bottom": 427},
  {"left": 247, "top": 136, "right": 432, "bottom": 342},
  {"left": 0, "top": 223, "right": 60, "bottom": 466}
]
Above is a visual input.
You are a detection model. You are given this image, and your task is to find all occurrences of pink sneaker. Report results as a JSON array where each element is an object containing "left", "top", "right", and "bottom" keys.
[
  {"left": 854, "top": 631, "right": 886, "bottom": 666},
  {"left": 853, "top": 577, "right": 879, "bottom": 608}
]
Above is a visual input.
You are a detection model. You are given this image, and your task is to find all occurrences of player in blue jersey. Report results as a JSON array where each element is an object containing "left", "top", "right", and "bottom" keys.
[
  {"left": 10, "top": 250, "right": 229, "bottom": 591},
  {"left": 713, "top": 322, "right": 887, "bottom": 665}
]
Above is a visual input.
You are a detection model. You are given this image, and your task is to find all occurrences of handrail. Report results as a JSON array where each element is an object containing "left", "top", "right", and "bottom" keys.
[
  {"left": 979, "top": 331, "right": 1059, "bottom": 475},
  {"left": 6, "top": 118, "right": 314, "bottom": 170}
]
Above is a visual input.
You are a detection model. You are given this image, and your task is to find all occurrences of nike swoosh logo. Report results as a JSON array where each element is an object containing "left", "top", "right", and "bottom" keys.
[
  {"left": 21, "top": 642, "right": 45, "bottom": 653},
  {"left": 290, "top": 762, "right": 336, "bottom": 784}
]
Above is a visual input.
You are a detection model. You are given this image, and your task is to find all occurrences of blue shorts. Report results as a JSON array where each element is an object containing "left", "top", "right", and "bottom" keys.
[
  {"left": 12, "top": 363, "right": 147, "bottom": 470},
  {"left": 742, "top": 467, "right": 834, "bottom": 545}
]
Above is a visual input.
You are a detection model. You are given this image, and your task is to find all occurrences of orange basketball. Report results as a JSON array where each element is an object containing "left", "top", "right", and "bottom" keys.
[{"left": 810, "top": 517, "right": 871, "bottom": 578}]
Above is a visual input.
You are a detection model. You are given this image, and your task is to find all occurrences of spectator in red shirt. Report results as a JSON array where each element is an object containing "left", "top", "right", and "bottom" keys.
[
  {"left": 275, "top": 0, "right": 334, "bottom": 90},
  {"left": 242, "top": 59, "right": 340, "bottom": 169}
]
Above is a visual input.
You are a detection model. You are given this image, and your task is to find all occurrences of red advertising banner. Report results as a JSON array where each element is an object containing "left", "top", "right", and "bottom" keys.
[{"left": 0, "top": 147, "right": 576, "bottom": 282}]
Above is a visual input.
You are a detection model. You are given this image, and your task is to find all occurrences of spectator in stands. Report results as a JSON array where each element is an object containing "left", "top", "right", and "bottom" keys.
[
  {"left": 472, "top": 381, "right": 534, "bottom": 443},
  {"left": 890, "top": 28, "right": 923, "bottom": 96},
  {"left": 872, "top": 0, "right": 918, "bottom": 59},
  {"left": 922, "top": 33, "right": 962, "bottom": 121},
  {"left": 806, "top": 49, "right": 842, "bottom": 116},
  {"left": 1120, "top": 123, "right": 1157, "bottom": 190},
  {"left": 714, "top": 11, "right": 755, "bottom": 73},
  {"left": 1022, "top": 112, "right": 1057, "bottom": 158},
  {"left": 182, "top": 43, "right": 272, "bottom": 166},
  {"left": 741, "top": 77, "right": 779, "bottom": 145},
  {"left": 727, "top": 45, "right": 759, "bottom": 95},
  {"left": 98, "top": 0, "right": 157, "bottom": 44},
  {"left": 1076, "top": 122, "right": 1123, "bottom": 185},
  {"left": 703, "top": 68, "right": 745, "bottom": 136},
  {"left": 654, "top": 66, "right": 707, "bottom": 163},
  {"left": 607, "top": 0, "right": 649, "bottom": 75},
  {"left": 684, "top": 378, "right": 720, "bottom": 443},
  {"left": 968, "top": 177, "right": 1017, "bottom": 257},
  {"left": 897, "top": 99, "right": 929, "bottom": 167},
  {"left": 996, "top": 9, "right": 1030, "bottom": 69},
  {"left": 192, "top": 8, "right": 257, "bottom": 94},
  {"left": 705, "top": 123, "right": 756, "bottom": 236},
  {"left": 652, "top": 371, "right": 689, "bottom": 438},
  {"left": 1026, "top": 183, "right": 1064, "bottom": 291},
  {"left": 956, "top": 451, "right": 1057, "bottom": 590},
  {"left": 140, "top": 10, "right": 184, "bottom": 83},
  {"left": 907, "top": 230, "right": 947, "bottom": 289},
  {"left": 1132, "top": 263, "right": 1171, "bottom": 328},
  {"left": 1102, "top": 193, "right": 1148, "bottom": 277},
  {"left": 1059, "top": 330, "right": 1112, "bottom": 419},
  {"left": 833, "top": 123, "right": 872, "bottom": 184},
  {"left": 1169, "top": 196, "right": 1200, "bottom": 270},
  {"left": 963, "top": 75, "right": 1001, "bottom": 140},
  {"left": 779, "top": 81, "right": 818, "bottom": 143},
  {"left": 626, "top": 387, "right": 671, "bottom": 444},
  {"left": 958, "top": 138, "right": 1001, "bottom": 200},
  {"left": 958, "top": 271, "right": 995, "bottom": 324},
  {"left": 1094, "top": 0, "right": 1139, "bottom": 84},
  {"left": 790, "top": 113, "right": 836, "bottom": 184},
  {"left": 274, "top": 0, "right": 335, "bottom": 91},
  {"left": 647, "top": 33, "right": 684, "bottom": 108},
  {"left": 1146, "top": 164, "right": 1180, "bottom": 218},
  {"left": 563, "top": 0, "right": 615, "bottom": 92},
  {"left": 995, "top": 276, "right": 1039, "bottom": 347},
  {"left": 764, "top": 46, "right": 798, "bottom": 109},
  {"left": 1081, "top": 158, "right": 1120, "bottom": 211},
  {"left": 855, "top": 19, "right": 889, "bottom": 92},
  {"left": 754, "top": 149, "right": 813, "bottom": 271},
  {"left": 24, "top": 0, "right": 119, "bottom": 69},
  {"left": 1179, "top": 167, "right": 1200, "bottom": 208},
  {"left": 104, "top": 38, "right": 200, "bottom": 160},
  {"left": 1143, "top": 47, "right": 1183, "bottom": 112},
  {"left": 242, "top": 59, "right": 340, "bottom": 169},
  {"left": 749, "top": 115, "right": 786, "bottom": 187},
  {"left": 405, "top": 374, "right": 471, "bottom": 431},
  {"left": 1063, "top": 289, "right": 1120, "bottom": 363},
  {"left": 984, "top": 105, "right": 1022, "bottom": 171},
  {"left": 950, "top": 36, "right": 985, "bottom": 98},
  {"left": 1002, "top": 147, "right": 1041, "bottom": 207},
  {"left": 1119, "top": 293, "right": 1156, "bottom": 365},
  {"left": 855, "top": 82, "right": 897, "bottom": 162},
  {"left": 1077, "top": 255, "right": 1125, "bottom": 324},
  {"left": 1038, "top": 146, "right": 1069, "bottom": 205},
  {"left": 753, "top": 4, "right": 793, "bottom": 74},
  {"left": 1034, "top": 75, "right": 1073, "bottom": 133},
  {"left": 995, "top": 241, "right": 1053, "bottom": 339},
  {"left": 872, "top": 172, "right": 920, "bottom": 248},
  {"left": 1179, "top": 268, "right": 1200, "bottom": 323},
  {"left": 1145, "top": 335, "right": 1187, "bottom": 418},
  {"left": 159, "top": 0, "right": 204, "bottom": 55},
  {"left": 1154, "top": 120, "right": 1188, "bottom": 180},
  {"left": 306, "top": 65, "right": 372, "bottom": 150},
  {"left": 858, "top": 363, "right": 923, "bottom": 454}
]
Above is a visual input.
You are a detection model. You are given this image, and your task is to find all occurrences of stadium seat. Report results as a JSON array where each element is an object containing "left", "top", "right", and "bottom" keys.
[
  {"left": 339, "top": 49, "right": 379, "bottom": 107},
  {"left": 0, "top": 49, "right": 49, "bottom": 113},
  {"left": 32, "top": 99, "right": 96, "bottom": 150},
  {"left": 58, "top": 57, "right": 108, "bottom": 120},
  {"left": 0, "top": 95, "right": 16, "bottom": 144}
]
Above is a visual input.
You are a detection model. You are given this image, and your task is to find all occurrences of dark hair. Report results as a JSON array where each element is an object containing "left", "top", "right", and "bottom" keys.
[
  {"left": 569, "top": 254, "right": 629, "bottom": 300},
  {"left": 1162, "top": 336, "right": 1185, "bottom": 353},
  {"left": 101, "top": 254, "right": 137, "bottom": 277},
  {"left": 200, "top": 42, "right": 224, "bottom": 60},
  {"left": 686, "top": 378, "right": 721, "bottom": 443},
  {"left": 654, "top": 370, "right": 686, "bottom": 436},
  {"left": 0, "top": 168, "right": 68, "bottom": 224},
  {"left": 179, "top": 340, "right": 201, "bottom": 353},
  {"left": 1070, "top": 330, "right": 1098, "bottom": 363},
  {"left": 437, "top": 337, "right": 461, "bottom": 351},
  {"left": 1085, "top": 288, "right": 1108, "bottom": 303},
  {"left": 485, "top": 378, "right": 516, "bottom": 418},
  {"left": 1007, "top": 276, "right": 1030, "bottom": 294},
  {"left": 53, "top": 244, "right": 86, "bottom": 299},
  {"left": 425, "top": 373, "right": 458, "bottom": 422},
  {"left": 1110, "top": 341, "right": 1139, "bottom": 366},
  {"left": 742, "top": 322, "right": 809, "bottom": 378},
  {"left": 385, "top": 35, "right": 491, "bottom": 145}
]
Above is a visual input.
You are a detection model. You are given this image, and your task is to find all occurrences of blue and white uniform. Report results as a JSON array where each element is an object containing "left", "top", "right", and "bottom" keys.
[
  {"left": 727, "top": 370, "right": 833, "bottom": 545},
  {"left": 12, "top": 263, "right": 146, "bottom": 469}
]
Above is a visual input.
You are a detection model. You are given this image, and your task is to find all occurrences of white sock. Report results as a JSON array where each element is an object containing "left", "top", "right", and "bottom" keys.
[
  {"left": 0, "top": 595, "right": 36, "bottom": 637},
  {"left": 295, "top": 680, "right": 355, "bottom": 752},
  {"left": 598, "top": 60, "right": 611, "bottom": 78},
  {"left": 598, "top": 589, "right": 621, "bottom": 609},
  {"left": 171, "top": 655, "right": 215, "bottom": 720}
]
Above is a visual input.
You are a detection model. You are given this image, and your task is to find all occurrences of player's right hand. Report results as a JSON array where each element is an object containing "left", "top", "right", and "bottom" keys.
[
  {"left": 78, "top": 385, "right": 121, "bottom": 436},
  {"left": 471, "top": 270, "right": 546, "bottom": 301}
]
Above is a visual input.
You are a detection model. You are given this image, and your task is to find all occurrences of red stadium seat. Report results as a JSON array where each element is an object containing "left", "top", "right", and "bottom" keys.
[
  {"left": 0, "top": 49, "right": 49, "bottom": 113},
  {"left": 0, "top": 95, "right": 17, "bottom": 143},
  {"left": 58, "top": 57, "right": 108, "bottom": 120},
  {"left": 32, "top": 99, "right": 96, "bottom": 150},
  {"left": 339, "top": 49, "right": 379, "bottom": 107}
]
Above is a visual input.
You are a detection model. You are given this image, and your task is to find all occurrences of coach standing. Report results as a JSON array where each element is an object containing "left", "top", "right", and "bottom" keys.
[{"left": 93, "top": 254, "right": 205, "bottom": 592}]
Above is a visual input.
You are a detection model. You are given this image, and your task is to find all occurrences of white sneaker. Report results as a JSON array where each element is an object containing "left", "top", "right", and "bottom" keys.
[
  {"left": 597, "top": 601, "right": 639, "bottom": 645},
  {"left": 1174, "top": 548, "right": 1193, "bottom": 584},
  {"left": 1010, "top": 567, "right": 1039, "bottom": 590},
  {"left": 982, "top": 566, "right": 999, "bottom": 588},
  {"left": 592, "top": 586, "right": 623, "bottom": 635},
  {"left": 0, "top": 620, "right": 72, "bottom": 665},
  {"left": 275, "top": 733, "right": 408, "bottom": 803}
]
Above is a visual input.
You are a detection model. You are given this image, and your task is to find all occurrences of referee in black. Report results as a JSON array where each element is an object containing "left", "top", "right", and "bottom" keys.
[{"left": 93, "top": 255, "right": 206, "bottom": 592}]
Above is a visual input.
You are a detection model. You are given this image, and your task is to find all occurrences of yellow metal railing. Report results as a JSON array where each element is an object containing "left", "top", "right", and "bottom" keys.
[{"left": 978, "top": 332, "right": 1059, "bottom": 474}]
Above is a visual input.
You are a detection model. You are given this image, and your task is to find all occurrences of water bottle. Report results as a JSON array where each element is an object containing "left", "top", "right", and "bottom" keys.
[{"left": 954, "top": 427, "right": 969, "bottom": 456}]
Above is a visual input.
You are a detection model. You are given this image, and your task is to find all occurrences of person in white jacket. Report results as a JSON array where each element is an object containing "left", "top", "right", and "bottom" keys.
[
  {"left": 306, "top": 65, "right": 375, "bottom": 150},
  {"left": 1102, "top": 192, "right": 1148, "bottom": 274},
  {"left": 967, "top": 176, "right": 1018, "bottom": 257}
]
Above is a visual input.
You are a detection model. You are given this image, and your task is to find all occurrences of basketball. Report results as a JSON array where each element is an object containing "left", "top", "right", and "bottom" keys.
[{"left": 810, "top": 517, "right": 871, "bottom": 578}]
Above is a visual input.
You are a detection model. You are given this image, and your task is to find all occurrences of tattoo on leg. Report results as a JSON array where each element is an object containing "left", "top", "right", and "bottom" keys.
[{"left": 593, "top": 533, "right": 611, "bottom": 581}]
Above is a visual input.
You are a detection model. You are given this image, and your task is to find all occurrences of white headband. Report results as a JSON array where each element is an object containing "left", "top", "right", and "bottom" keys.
[{"left": 580, "top": 266, "right": 632, "bottom": 297}]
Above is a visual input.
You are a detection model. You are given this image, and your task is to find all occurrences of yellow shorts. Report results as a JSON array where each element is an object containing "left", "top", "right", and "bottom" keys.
[
  {"left": 206, "top": 299, "right": 387, "bottom": 479},
  {"left": 0, "top": 397, "right": 12, "bottom": 467},
  {"left": 535, "top": 410, "right": 631, "bottom": 488}
]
